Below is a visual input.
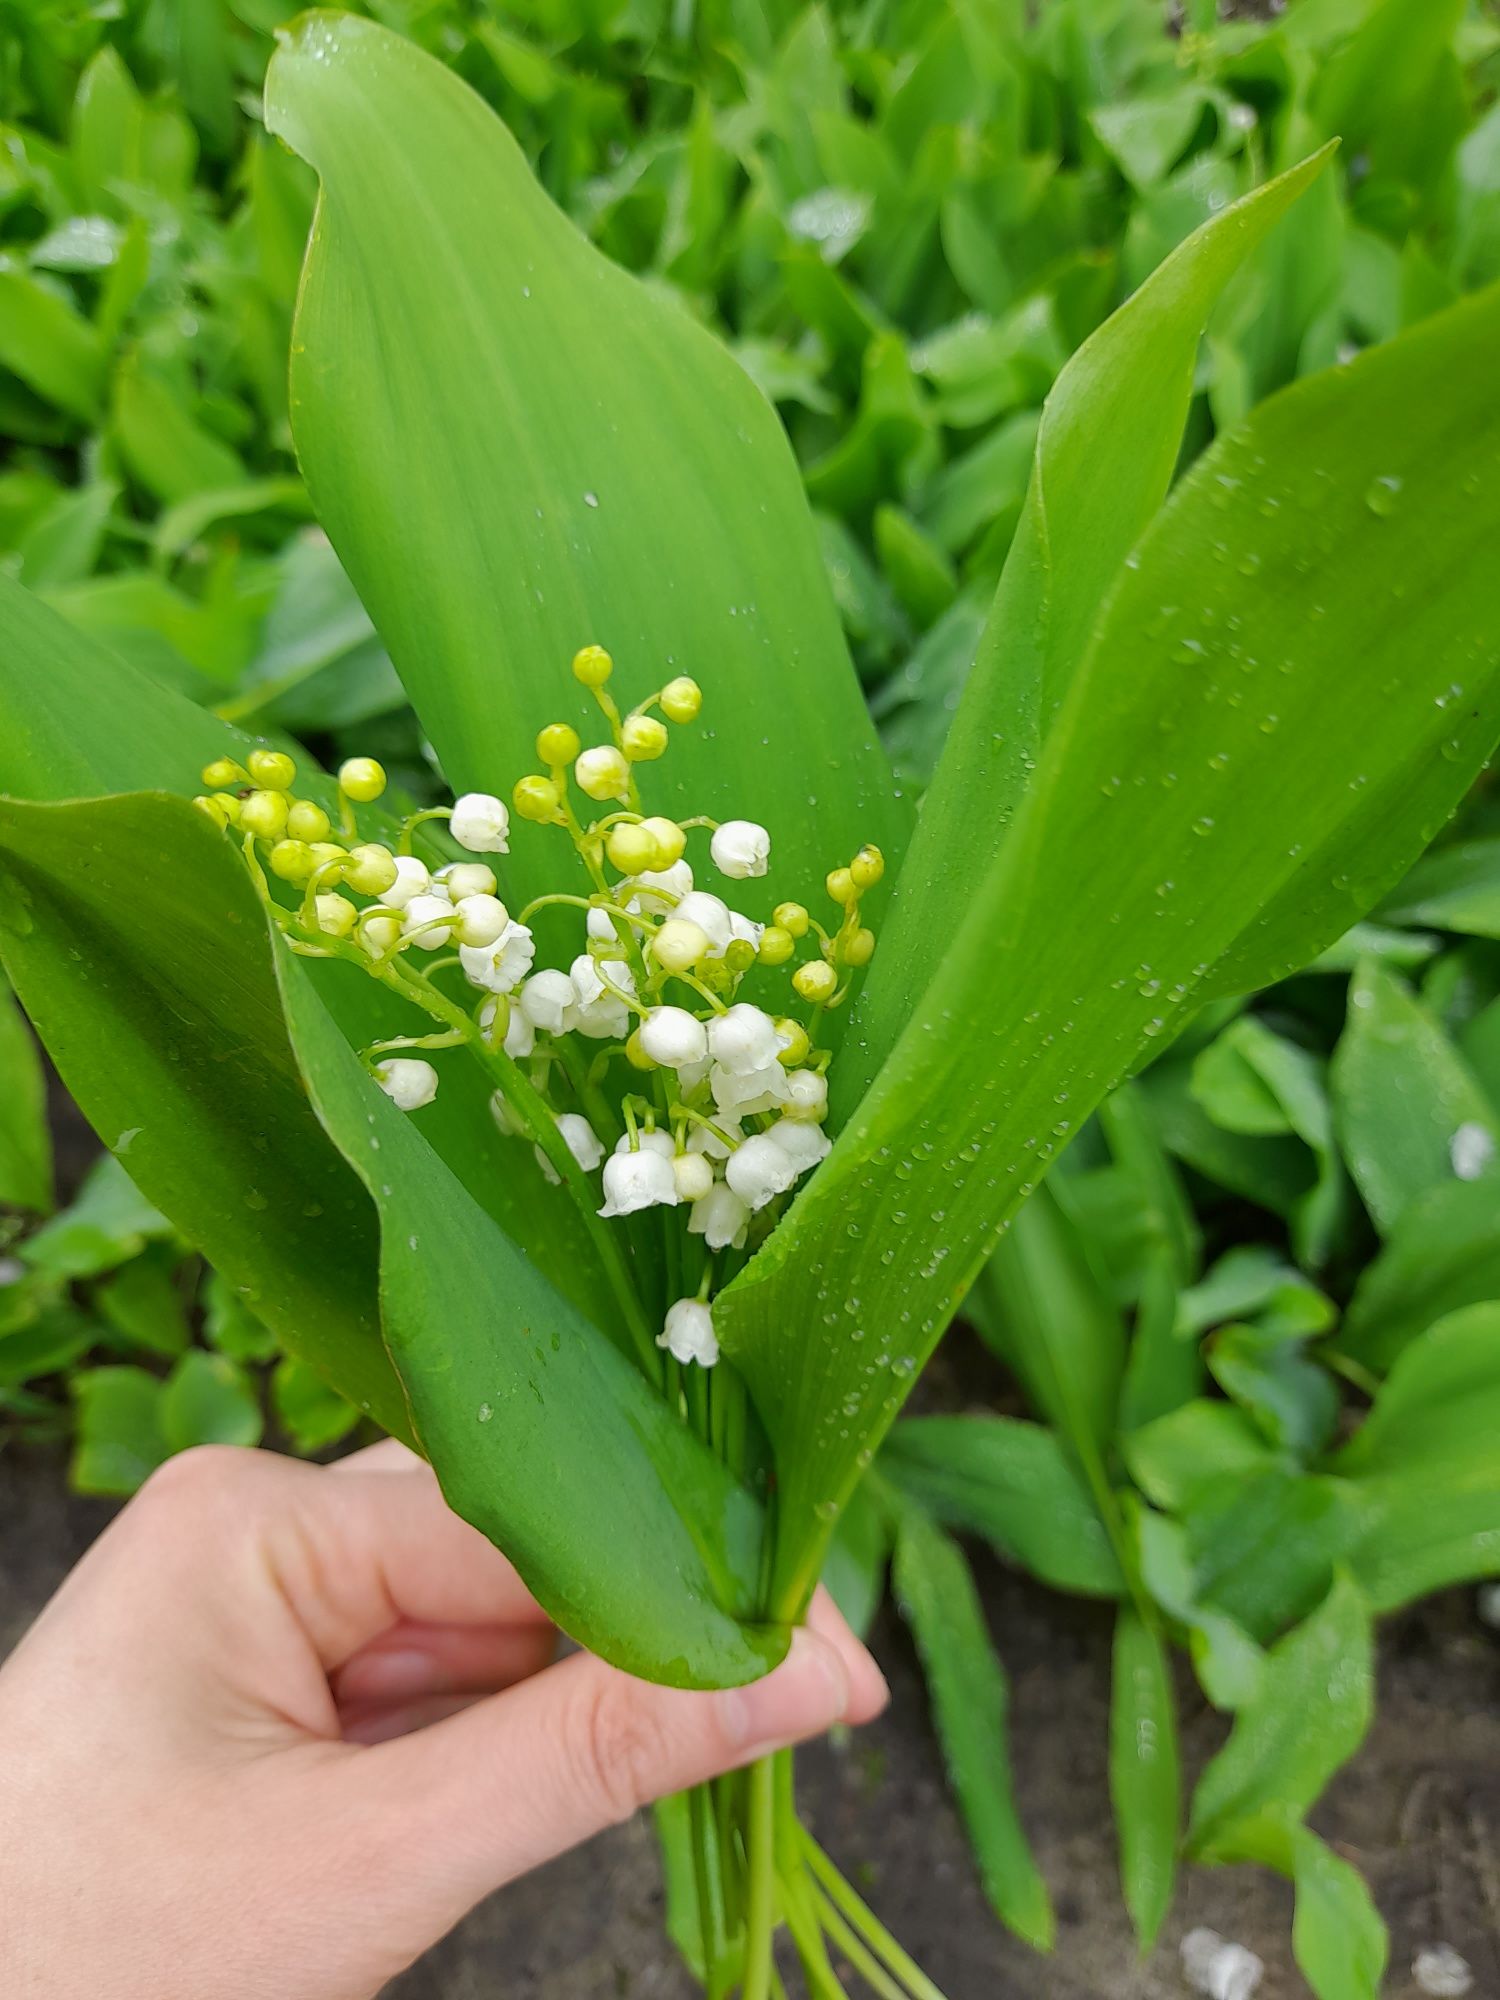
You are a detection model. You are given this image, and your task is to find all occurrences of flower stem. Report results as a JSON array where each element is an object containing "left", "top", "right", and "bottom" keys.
[{"left": 740, "top": 1756, "right": 778, "bottom": 2000}]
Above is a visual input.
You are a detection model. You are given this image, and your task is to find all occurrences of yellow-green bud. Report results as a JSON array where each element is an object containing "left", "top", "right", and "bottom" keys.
[
  {"left": 269, "top": 838, "right": 315, "bottom": 883},
  {"left": 724, "top": 938, "right": 756, "bottom": 975},
  {"left": 774, "top": 901, "right": 810, "bottom": 938},
  {"left": 308, "top": 841, "right": 349, "bottom": 881},
  {"left": 212, "top": 792, "right": 243, "bottom": 825},
  {"left": 826, "top": 866, "right": 855, "bottom": 905},
  {"left": 775, "top": 1018, "right": 811, "bottom": 1066},
  {"left": 338, "top": 756, "right": 387, "bottom": 803},
  {"left": 639, "top": 816, "right": 687, "bottom": 868},
  {"left": 621, "top": 714, "right": 668, "bottom": 762},
  {"left": 193, "top": 794, "right": 233, "bottom": 829},
  {"left": 239, "top": 789, "right": 289, "bottom": 838},
  {"left": 200, "top": 758, "right": 243, "bottom": 791},
  {"left": 660, "top": 677, "right": 702, "bottom": 724},
  {"left": 624, "top": 1028, "right": 656, "bottom": 1072},
  {"left": 793, "top": 959, "right": 837, "bottom": 1003},
  {"left": 537, "top": 722, "right": 581, "bottom": 766},
  {"left": 843, "top": 926, "right": 876, "bottom": 967},
  {"left": 850, "top": 844, "right": 885, "bottom": 890},
  {"left": 360, "top": 912, "right": 403, "bottom": 959},
  {"left": 654, "top": 917, "right": 709, "bottom": 974},
  {"left": 606, "top": 822, "right": 658, "bottom": 873},
  {"left": 757, "top": 925, "right": 795, "bottom": 967},
  {"left": 286, "top": 799, "right": 332, "bottom": 844},
  {"left": 315, "top": 893, "right": 357, "bottom": 938},
  {"left": 344, "top": 842, "right": 398, "bottom": 896},
  {"left": 673, "top": 1152, "right": 714, "bottom": 1202},
  {"left": 571, "top": 644, "right": 614, "bottom": 687},
  {"left": 247, "top": 748, "right": 296, "bottom": 791},
  {"left": 513, "top": 774, "right": 562, "bottom": 823}
]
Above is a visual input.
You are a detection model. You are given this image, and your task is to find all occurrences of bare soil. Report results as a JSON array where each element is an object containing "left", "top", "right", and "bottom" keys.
[{"left": 3, "top": 1443, "right": 1497, "bottom": 1999}]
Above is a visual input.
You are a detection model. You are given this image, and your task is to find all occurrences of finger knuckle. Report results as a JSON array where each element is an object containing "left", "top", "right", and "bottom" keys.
[
  {"left": 130, "top": 1443, "right": 263, "bottom": 1523},
  {"left": 572, "top": 1679, "right": 671, "bottom": 1826}
]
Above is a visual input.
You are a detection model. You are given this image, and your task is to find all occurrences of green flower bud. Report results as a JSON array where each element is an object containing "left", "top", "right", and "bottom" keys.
[
  {"left": 842, "top": 926, "right": 876, "bottom": 967},
  {"left": 621, "top": 714, "right": 668, "bottom": 762},
  {"left": 193, "top": 795, "right": 233, "bottom": 829},
  {"left": 338, "top": 756, "right": 387, "bottom": 803},
  {"left": 639, "top": 816, "right": 686, "bottom": 868},
  {"left": 239, "top": 789, "right": 289, "bottom": 839},
  {"left": 247, "top": 748, "right": 296, "bottom": 791},
  {"left": 269, "top": 838, "right": 315, "bottom": 883},
  {"left": 606, "top": 822, "right": 658, "bottom": 873},
  {"left": 344, "top": 842, "right": 398, "bottom": 896},
  {"left": 308, "top": 841, "right": 349, "bottom": 881},
  {"left": 212, "top": 792, "right": 243, "bottom": 825},
  {"left": 826, "top": 865, "right": 855, "bottom": 905},
  {"left": 536, "top": 722, "right": 581, "bottom": 765},
  {"left": 850, "top": 844, "right": 885, "bottom": 889},
  {"left": 775, "top": 1018, "right": 811, "bottom": 1066},
  {"left": 625, "top": 1028, "right": 656, "bottom": 1072},
  {"left": 724, "top": 937, "right": 756, "bottom": 974},
  {"left": 660, "top": 677, "right": 702, "bottom": 724},
  {"left": 200, "top": 758, "right": 243, "bottom": 791},
  {"left": 575, "top": 745, "right": 631, "bottom": 803},
  {"left": 793, "top": 959, "right": 837, "bottom": 1003},
  {"left": 571, "top": 644, "right": 613, "bottom": 687},
  {"left": 286, "top": 798, "right": 332, "bottom": 844},
  {"left": 653, "top": 917, "right": 709, "bottom": 974},
  {"left": 315, "top": 892, "right": 357, "bottom": 938},
  {"left": 774, "top": 901, "right": 810, "bottom": 938},
  {"left": 513, "top": 774, "right": 562, "bottom": 823},
  {"left": 757, "top": 925, "right": 795, "bottom": 967}
]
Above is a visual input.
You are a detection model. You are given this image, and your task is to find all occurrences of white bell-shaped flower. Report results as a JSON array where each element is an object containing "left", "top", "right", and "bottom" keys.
[
  {"left": 728, "top": 909, "right": 765, "bottom": 954},
  {"left": 453, "top": 893, "right": 511, "bottom": 948},
  {"left": 674, "top": 890, "right": 733, "bottom": 957},
  {"left": 783, "top": 1070, "right": 829, "bottom": 1121},
  {"left": 489, "top": 1089, "right": 524, "bottom": 1137},
  {"left": 725, "top": 1132, "right": 799, "bottom": 1210},
  {"left": 374, "top": 1058, "right": 438, "bottom": 1111},
  {"left": 519, "top": 968, "right": 579, "bottom": 1034},
  {"left": 382, "top": 854, "right": 431, "bottom": 909},
  {"left": 710, "top": 820, "right": 771, "bottom": 880},
  {"left": 479, "top": 997, "right": 535, "bottom": 1059},
  {"left": 707, "top": 1003, "right": 779, "bottom": 1075},
  {"left": 672, "top": 1153, "right": 714, "bottom": 1202},
  {"left": 401, "top": 894, "right": 457, "bottom": 949},
  {"left": 571, "top": 952, "right": 637, "bottom": 1009},
  {"left": 686, "top": 1118, "right": 743, "bottom": 1161},
  {"left": 689, "top": 1182, "right": 750, "bottom": 1251},
  {"left": 459, "top": 920, "right": 536, "bottom": 994},
  {"left": 451, "top": 791, "right": 511, "bottom": 853},
  {"left": 711, "top": 1062, "right": 790, "bottom": 1118},
  {"left": 658, "top": 1298, "right": 719, "bottom": 1368},
  {"left": 640, "top": 1006, "right": 709, "bottom": 1070},
  {"left": 586, "top": 905, "right": 633, "bottom": 951},
  {"left": 614, "top": 1128, "right": 675, "bottom": 1160},
  {"left": 599, "top": 1145, "right": 679, "bottom": 1217},
  {"left": 360, "top": 913, "right": 403, "bottom": 960},
  {"left": 624, "top": 860, "right": 693, "bottom": 913},
  {"left": 556, "top": 1112, "right": 604, "bottom": 1172},
  {"left": 768, "top": 1118, "right": 832, "bottom": 1175}
]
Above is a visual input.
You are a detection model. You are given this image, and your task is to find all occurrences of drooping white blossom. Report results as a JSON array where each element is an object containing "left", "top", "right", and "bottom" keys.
[
  {"left": 534, "top": 1111, "right": 605, "bottom": 1184},
  {"left": 520, "top": 968, "right": 580, "bottom": 1034},
  {"left": 459, "top": 921, "right": 536, "bottom": 993},
  {"left": 768, "top": 1118, "right": 832, "bottom": 1174},
  {"left": 599, "top": 1144, "right": 679, "bottom": 1217},
  {"left": 783, "top": 1069, "right": 829, "bottom": 1121},
  {"left": 382, "top": 854, "right": 432, "bottom": 909},
  {"left": 453, "top": 893, "right": 512, "bottom": 948},
  {"left": 710, "top": 1061, "right": 790, "bottom": 1118},
  {"left": 451, "top": 791, "right": 511, "bottom": 853},
  {"left": 725, "top": 1132, "right": 799, "bottom": 1210},
  {"left": 624, "top": 860, "right": 693, "bottom": 913},
  {"left": 658, "top": 1297, "right": 719, "bottom": 1367},
  {"left": 435, "top": 861, "right": 497, "bottom": 900},
  {"left": 672, "top": 1153, "right": 714, "bottom": 1202},
  {"left": 707, "top": 1003, "right": 780, "bottom": 1075},
  {"left": 374, "top": 1058, "right": 439, "bottom": 1111},
  {"left": 641, "top": 1006, "right": 710, "bottom": 1070},
  {"left": 689, "top": 1181, "right": 750, "bottom": 1250},
  {"left": 479, "top": 997, "right": 535, "bottom": 1058},
  {"left": 674, "top": 890, "right": 734, "bottom": 956},
  {"left": 402, "top": 893, "right": 458, "bottom": 949},
  {"left": 710, "top": 820, "right": 771, "bottom": 880}
]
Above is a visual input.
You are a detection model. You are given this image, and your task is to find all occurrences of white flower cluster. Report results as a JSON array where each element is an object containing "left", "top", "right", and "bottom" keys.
[{"left": 199, "top": 646, "right": 882, "bottom": 1375}]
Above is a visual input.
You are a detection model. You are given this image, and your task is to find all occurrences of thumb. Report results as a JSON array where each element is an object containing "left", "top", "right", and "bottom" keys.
[{"left": 340, "top": 1624, "right": 878, "bottom": 1930}]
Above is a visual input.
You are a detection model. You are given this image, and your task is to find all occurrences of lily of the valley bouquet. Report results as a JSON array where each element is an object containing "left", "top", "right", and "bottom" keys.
[{"left": 2, "top": 16, "right": 1498, "bottom": 1996}]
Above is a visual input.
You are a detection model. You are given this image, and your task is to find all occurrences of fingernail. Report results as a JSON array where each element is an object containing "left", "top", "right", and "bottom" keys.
[
  {"left": 337, "top": 1648, "right": 441, "bottom": 1702},
  {"left": 721, "top": 1629, "right": 850, "bottom": 1753}
]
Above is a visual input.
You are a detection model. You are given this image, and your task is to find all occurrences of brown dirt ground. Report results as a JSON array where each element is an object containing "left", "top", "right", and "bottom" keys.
[{"left": 3, "top": 1440, "right": 1497, "bottom": 1999}]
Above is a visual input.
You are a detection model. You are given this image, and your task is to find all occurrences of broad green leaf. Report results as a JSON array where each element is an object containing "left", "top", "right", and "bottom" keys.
[
  {"left": 1186, "top": 1570, "right": 1373, "bottom": 1860},
  {"left": 276, "top": 953, "right": 782, "bottom": 1688},
  {"left": 0, "top": 792, "right": 405, "bottom": 1440},
  {"left": 1212, "top": 1816, "right": 1388, "bottom": 2000},
  {"left": 273, "top": 1354, "right": 360, "bottom": 1455},
  {"left": 160, "top": 1350, "right": 264, "bottom": 1453},
  {"left": 112, "top": 356, "right": 248, "bottom": 507},
  {"left": 1137, "top": 1054, "right": 1314, "bottom": 1220},
  {"left": 891, "top": 1508, "right": 1054, "bottom": 1952},
  {"left": 1334, "top": 1303, "right": 1500, "bottom": 1609},
  {"left": 95, "top": 1251, "right": 191, "bottom": 1359},
  {"left": 1206, "top": 1323, "right": 1340, "bottom": 1461},
  {"left": 70, "top": 1365, "right": 169, "bottom": 1495},
  {"left": 882, "top": 1414, "right": 1123, "bottom": 1597},
  {"left": 1108, "top": 1606, "right": 1179, "bottom": 1950},
  {"left": 1338, "top": 1175, "right": 1500, "bottom": 1372},
  {"left": 20, "top": 1154, "right": 171, "bottom": 1281},
  {"left": 723, "top": 284, "right": 1500, "bottom": 1612},
  {"left": 1183, "top": 1468, "right": 1364, "bottom": 1641},
  {"left": 967, "top": 1183, "right": 1125, "bottom": 1463},
  {"left": 1132, "top": 1504, "right": 1265, "bottom": 1712},
  {"left": 851, "top": 147, "right": 1334, "bottom": 1089},
  {"left": 1330, "top": 958, "right": 1498, "bottom": 1235},
  {"left": 1124, "top": 1401, "right": 1277, "bottom": 1513},
  {"left": 264, "top": 14, "right": 907, "bottom": 920},
  {"left": 1380, "top": 838, "right": 1500, "bottom": 937},
  {"left": 0, "top": 973, "right": 51, "bottom": 1212},
  {"left": 0, "top": 270, "right": 104, "bottom": 423}
]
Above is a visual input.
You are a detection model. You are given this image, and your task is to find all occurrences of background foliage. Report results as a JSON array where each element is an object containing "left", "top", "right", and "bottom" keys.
[{"left": 4, "top": 0, "right": 1500, "bottom": 1988}]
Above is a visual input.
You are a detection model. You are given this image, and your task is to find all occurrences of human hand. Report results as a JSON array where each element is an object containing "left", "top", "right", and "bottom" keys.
[{"left": 0, "top": 1439, "right": 887, "bottom": 2000}]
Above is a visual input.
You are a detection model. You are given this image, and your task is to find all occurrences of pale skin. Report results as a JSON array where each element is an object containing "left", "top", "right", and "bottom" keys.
[{"left": 0, "top": 1438, "right": 888, "bottom": 1999}]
